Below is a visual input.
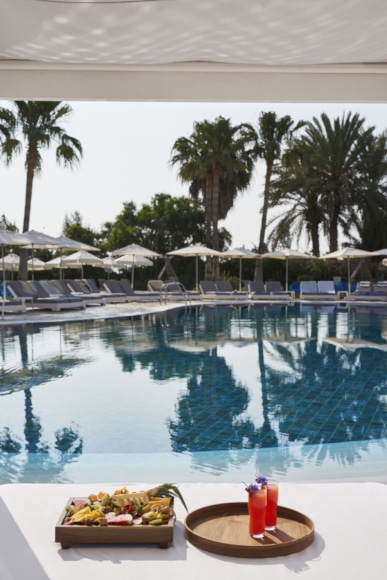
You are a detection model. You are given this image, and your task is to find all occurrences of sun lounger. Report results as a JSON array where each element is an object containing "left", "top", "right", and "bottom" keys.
[
  {"left": 265, "top": 281, "right": 295, "bottom": 299},
  {"left": 0, "top": 299, "right": 26, "bottom": 314},
  {"left": 199, "top": 280, "right": 244, "bottom": 300},
  {"left": 354, "top": 281, "right": 373, "bottom": 293},
  {"left": 316, "top": 281, "right": 340, "bottom": 300},
  {"left": 59, "top": 279, "right": 107, "bottom": 305},
  {"left": 147, "top": 280, "right": 199, "bottom": 301},
  {"left": 249, "top": 281, "right": 292, "bottom": 301},
  {"left": 118, "top": 279, "right": 161, "bottom": 299},
  {"left": 248, "top": 281, "right": 267, "bottom": 297},
  {"left": 81, "top": 278, "right": 129, "bottom": 303},
  {"left": 103, "top": 279, "right": 136, "bottom": 301},
  {"left": 299, "top": 281, "right": 319, "bottom": 299},
  {"left": 199, "top": 280, "right": 217, "bottom": 295},
  {"left": 347, "top": 281, "right": 387, "bottom": 302},
  {"left": 30, "top": 280, "right": 88, "bottom": 305},
  {"left": 82, "top": 279, "right": 102, "bottom": 293},
  {"left": 299, "top": 280, "right": 339, "bottom": 300},
  {"left": 8, "top": 280, "right": 86, "bottom": 311},
  {"left": 215, "top": 280, "right": 246, "bottom": 298},
  {"left": 373, "top": 281, "right": 387, "bottom": 294},
  {"left": 104, "top": 279, "right": 160, "bottom": 301},
  {"left": 46, "top": 279, "right": 72, "bottom": 296}
]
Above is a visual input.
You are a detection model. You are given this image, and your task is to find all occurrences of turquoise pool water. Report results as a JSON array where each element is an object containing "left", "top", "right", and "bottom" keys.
[{"left": 1, "top": 303, "right": 387, "bottom": 483}]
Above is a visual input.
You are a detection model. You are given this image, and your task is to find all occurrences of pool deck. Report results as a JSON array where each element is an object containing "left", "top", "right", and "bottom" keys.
[
  {"left": 1, "top": 481, "right": 387, "bottom": 580},
  {"left": 0, "top": 299, "right": 183, "bottom": 326},
  {"left": 1, "top": 296, "right": 386, "bottom": 326}
]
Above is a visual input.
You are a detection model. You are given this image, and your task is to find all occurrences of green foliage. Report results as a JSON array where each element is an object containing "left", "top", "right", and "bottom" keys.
[
  {"left": 63, "top": 212, "right": 99, "bottom": 247},
  {"left": 0, "top": 100, "right": 83, "bottom": 279},
  {"left": 101, "top": 193, "right": 208, "bottom": 253},
  {"left": 170, "top": 116, "right": 256, "bottom": 279},
  {"left": 253, "top": 111, "right": 306, "bottom": 254},
  {"left": 269, "top": 113, "right": 387, "bottom": 256},
  {"left": 0, "top": 214, "right": 18, "bottom": 231}
]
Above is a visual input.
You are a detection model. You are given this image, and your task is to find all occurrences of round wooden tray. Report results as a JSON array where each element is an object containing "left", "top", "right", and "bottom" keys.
[{"left": 184, "top": 503, "right": 314, "bottom": 558}]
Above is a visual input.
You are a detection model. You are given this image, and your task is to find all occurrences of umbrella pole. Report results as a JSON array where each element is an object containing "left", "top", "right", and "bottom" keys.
[
  {"left": 285, "top": 258, "right": 289, "bottom": 292},
  {"left": 347, "top": 258, "right": 351, "bottom": 295},
  {"left": 131, "top": 256, "right": 135, "bottom": 287},
  {"left": 31, "top": 245, "right": 35, "bottom": 281},
  {"left": 196, "top": 255, "right": 199, "bottom": 291},
  {"left": 2, "top": 247, "right": 5, "bottom": 320},
  {"left": 239, "top": 258, "right": 242, "bottom": 291}
]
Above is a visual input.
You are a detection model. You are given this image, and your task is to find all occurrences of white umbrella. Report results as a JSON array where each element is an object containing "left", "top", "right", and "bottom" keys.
[
  {"left": 61, "top": 250, "right": 104, "bottom": 278},
  {"left": 1, "top": 252, "right": 20, "bottom": 279},
  {"left": 45, "top": 256, "right": 80, "bottom": 270},
  {"left": 261, "top": 248, "right": 313, "bottom": 291},
  {"left": 102, "top": 255, "right": 117, "bottom": 267},
  {"left": 167, "top": 244, "right": 223, "bottom": 290},
  {"left": 112, "top": 243, "right": 160, "bottom": 287},
  {"left": 21, "top": 230, "right": 61, "bottom": 280},
  {"left": 27, "top": 257, "right": 47, "bottom": 271},
  {"left": 53, "top": 235, "right": 99, "bottom": 280},
  {"left": 321, "top": 247, "right": 372, "bottom": 294},
  {"left": 112, "top": 243, "right": 160, "bottom": 258},
  {"left": 0, "top": 230, "right": 31, "bottom": 318},
  {"left": 114, "top": 255, "right": 153, "bottom": 286},
  {"left": 22, "top": 229, "right": 60, "bottom": 248},
  {"left": 101, "top": 255, "right": 118, "bottom": 279},
  {"left": 221, "top": 246, "right": 260, "bottom": 291},
  {"left": 115, "top": 255, "right": 153, "bottom": 267},
  {"left": 54, "top": 235, "right": 99, "bottom": 252}
]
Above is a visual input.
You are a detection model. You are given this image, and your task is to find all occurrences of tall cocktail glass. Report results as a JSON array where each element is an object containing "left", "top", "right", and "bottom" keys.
[
  {"left": 265, "top": 479, "right": 279, "bottom": 531},
  {"left": 247, "top": 485, "right": 267, "bottom": 539}
]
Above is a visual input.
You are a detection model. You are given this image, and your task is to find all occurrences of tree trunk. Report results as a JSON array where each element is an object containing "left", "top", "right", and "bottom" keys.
[
  {"left": 329, "top": 193, "right": 340, "bottom": 253},
  {"left": 204, "top": 173, "right": 213, "bottom": 280},
  {"left": 19, "top": 148, "right": 36, "bottom": 280},
  {"left": 310, "top": 223, "right": 320, "bottom": 257},
  {"left": 212, "top": 166, "right": 221, "bottom": 280},
  {"left": 253, "top": 258, "right": 263, "bottom": 282},
  {"left": 258, "top": 158, "right": 273, "bottom": 254}
]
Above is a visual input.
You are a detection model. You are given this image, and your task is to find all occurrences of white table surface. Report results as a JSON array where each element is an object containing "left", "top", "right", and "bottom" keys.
[{"left": 0, "top": 482, "right": 386, "bottom": 580}]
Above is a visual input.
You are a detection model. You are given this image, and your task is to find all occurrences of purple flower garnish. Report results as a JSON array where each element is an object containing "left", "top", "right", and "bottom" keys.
[
  {"left": 255, "top": 475, "right": 268, "bottom": 486},
  {"left": 245, "top": 483, "right": 260, "bottom": 494}
]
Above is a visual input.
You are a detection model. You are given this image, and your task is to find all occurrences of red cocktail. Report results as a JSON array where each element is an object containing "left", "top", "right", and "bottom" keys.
[
  {"left": 265, "top": 480, "right": 279, "bottom": 531},
  {"left": 247, "top": 485, "right": 267, "bottom": 538}
]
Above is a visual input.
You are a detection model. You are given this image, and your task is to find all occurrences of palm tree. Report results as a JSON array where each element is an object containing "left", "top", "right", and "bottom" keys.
[
  {"left": 268, "top": 144, "right": 327, "bottom": 256},
  {"left": 251, "top": 112, "right": 305, "bottom": 282},
  {"left": 268, "top": 112, "right": 385, "bottom": 255},
  {"left": 0, "top": 101, "right": 83, "bottom": 279},
  {"left": 347, "top": 131, "right": 387, "bottom": 249},
  {"left": 253, "top": 112, "right": 306, "bottom": 254},
  {"left": 170, "top": 116, "right": 255, "bottom": 279},
  {"left": 298, "top": 112, "right": 374, "bottom": 253}
]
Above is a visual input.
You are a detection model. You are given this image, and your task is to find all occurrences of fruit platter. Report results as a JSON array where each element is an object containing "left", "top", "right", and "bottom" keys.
[{"left": 55, "top": 483, "right": 187, "bottom": 549}]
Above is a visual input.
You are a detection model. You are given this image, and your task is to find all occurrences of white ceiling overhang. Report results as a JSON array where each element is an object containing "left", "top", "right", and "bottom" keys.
[{"left": 1, "top": 0, "right": 387, "bottom": 102}]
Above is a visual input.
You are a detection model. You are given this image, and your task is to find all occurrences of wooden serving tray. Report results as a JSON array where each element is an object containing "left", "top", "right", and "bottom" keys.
[
  {"left": 184, "top": 503, "right": 314, "bottom": 558},
  {"left": 55, "top": 498, "right": 174, "bottom": 549}
]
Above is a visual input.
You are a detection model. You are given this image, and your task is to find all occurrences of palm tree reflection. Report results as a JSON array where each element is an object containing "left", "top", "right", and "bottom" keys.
[
  {"left": 0, "top": 325, "right": 84, "bottom": 484},
  {"left": 168, "top": 349, "right": 255, "bottom": 452}
]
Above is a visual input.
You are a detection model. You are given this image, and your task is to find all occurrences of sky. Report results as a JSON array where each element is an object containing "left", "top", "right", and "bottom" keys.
[{"left": 1, "top": 100, "right": 386, "bottom": 253}]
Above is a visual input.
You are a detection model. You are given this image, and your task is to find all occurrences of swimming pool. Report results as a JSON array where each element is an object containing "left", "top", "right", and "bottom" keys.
[{"left": 1, "top": 303, "right": 386, "bottom": 484}]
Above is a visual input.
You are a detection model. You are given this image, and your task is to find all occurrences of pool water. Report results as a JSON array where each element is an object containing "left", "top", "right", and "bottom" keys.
[{"left": 1, "top": 303, "right": 387, "bottom": 484}]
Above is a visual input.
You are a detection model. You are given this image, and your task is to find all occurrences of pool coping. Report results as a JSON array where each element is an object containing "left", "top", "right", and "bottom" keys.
[{"left": 1, "top": 296, "right": 386, "bottom": 326}]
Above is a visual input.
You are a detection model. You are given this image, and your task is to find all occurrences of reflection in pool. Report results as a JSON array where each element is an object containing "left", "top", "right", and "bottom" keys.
[{"left": 1, "top": 303, "right": 387, "bottom": 483}]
